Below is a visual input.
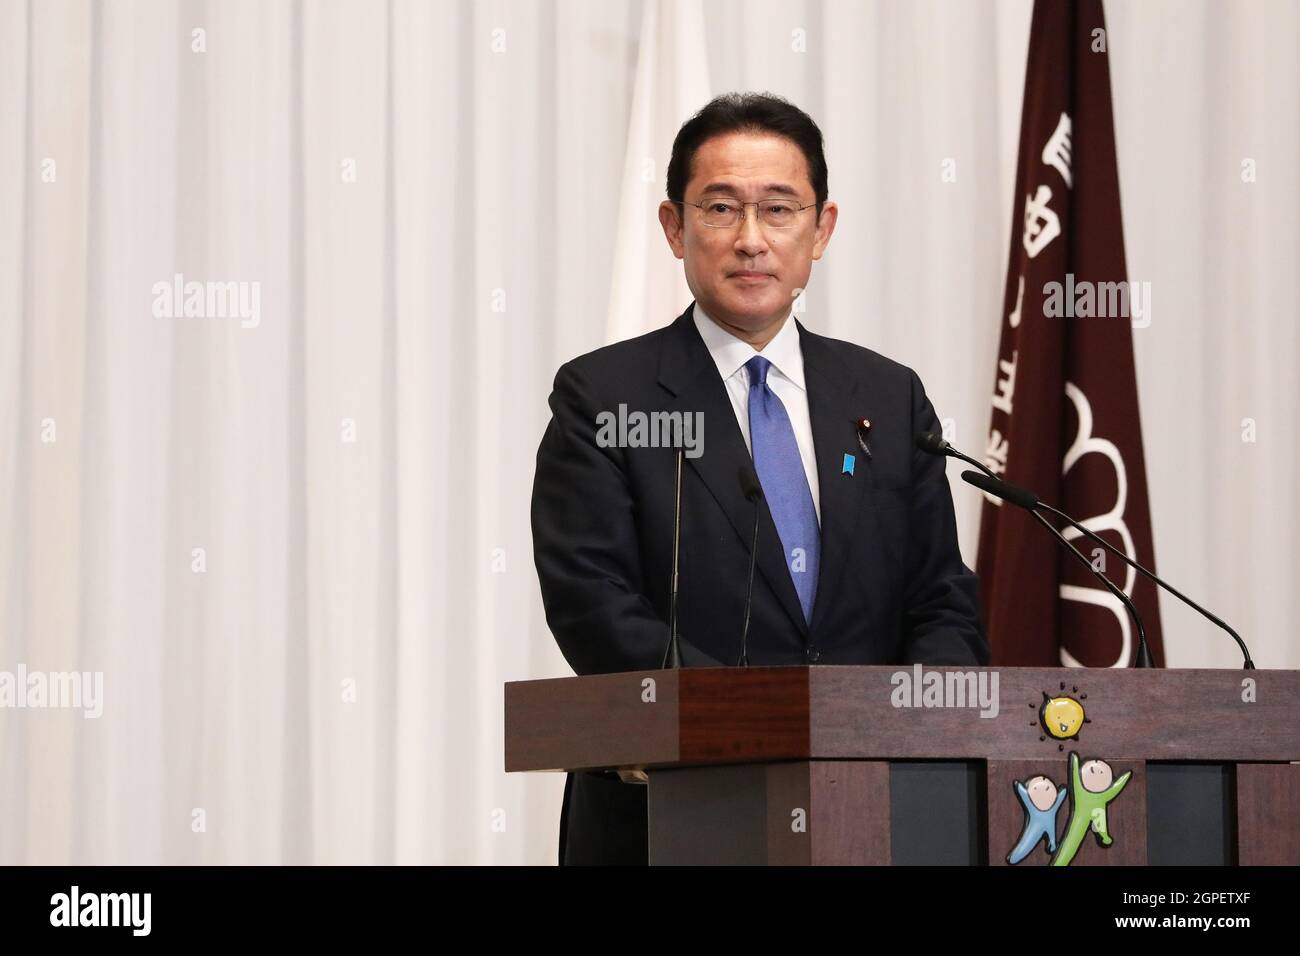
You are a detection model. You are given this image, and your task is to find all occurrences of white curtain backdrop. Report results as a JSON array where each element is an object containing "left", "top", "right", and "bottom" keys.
[{"left": 0, "top": 0, "right": 1295, "bottom": 865}]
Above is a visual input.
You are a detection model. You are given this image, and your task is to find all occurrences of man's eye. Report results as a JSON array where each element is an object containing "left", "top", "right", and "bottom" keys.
[
  {"left": 765, "top": 204, "right": 793, "bottom": 217},
  {"left": 710, "top": 203, "right": 735, "bottom": 213}
]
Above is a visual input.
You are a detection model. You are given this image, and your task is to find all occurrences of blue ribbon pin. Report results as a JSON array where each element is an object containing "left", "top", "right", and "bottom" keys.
[{"left": 842, "top": 453, "right": 855, "bottom": 476}]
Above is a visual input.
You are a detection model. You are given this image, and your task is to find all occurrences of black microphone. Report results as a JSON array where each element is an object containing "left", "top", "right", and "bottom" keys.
[
  {"left": 661, "top": 448, "right": 685, "bottom": 669},
  {"left": 737, "top": 465, "right": 764, "bottom": 667},
  {"left": 915, "top": 430, "right": 987, "bottom": 474},
  {"left": 914, "top": 431, "right": 952, "bottom": 456},
  {"left": 973, "top": 473, "right": 1039, "bottom": 511},
  {"left": 963, "top": 469, "right": 1154, "bottom": 668},
  {"left": 917, "top": 432, "right": 1254, "bottom": 668}
]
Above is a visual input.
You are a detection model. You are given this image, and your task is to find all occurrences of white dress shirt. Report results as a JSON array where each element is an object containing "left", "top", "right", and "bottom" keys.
[{"left": 692, "top": 302, "right": 822, "bottom": 526}]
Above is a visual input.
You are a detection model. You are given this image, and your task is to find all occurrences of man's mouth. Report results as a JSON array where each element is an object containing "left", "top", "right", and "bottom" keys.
[{"left": 730, "top": 271, "right": 772, "bottom": 282}]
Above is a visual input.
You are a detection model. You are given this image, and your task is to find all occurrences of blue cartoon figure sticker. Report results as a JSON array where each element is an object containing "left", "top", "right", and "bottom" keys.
[{"left": 1007, "top": 774, "right": 1069, "bottom": 865}]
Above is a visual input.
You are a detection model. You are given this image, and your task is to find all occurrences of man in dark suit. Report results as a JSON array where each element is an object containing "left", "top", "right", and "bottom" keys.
[{"left": 531, "top": 92, "right": 988, "bottom": 865}]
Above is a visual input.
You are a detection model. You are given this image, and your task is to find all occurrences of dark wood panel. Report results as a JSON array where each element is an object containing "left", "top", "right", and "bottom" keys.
[
  {"left": 506, "top": 666, "right": 1297, "bottom": 768},
  {"left": 1237, "top": 763, "right": 1300, "bottom": 865},
  {"left": 648, "top": 763, "right": 770, "bottom": 865},
  {"left": 809, "top": 760, "right": 890, "bottom": 865},
  {"left": 504, "top": 669, "right": 679, "bottom": 772},
  {"left": 647, "top": 760, "right": 889, "bottom": 865},
  {"left": 811, "top": 666, "right": 1296, "bottom": 761},
  {"left": 678, "top": 667, "right": 810, "bottom": 764},
  {"left": 766, "top": 763, "right": 813, "bottom": 865}
]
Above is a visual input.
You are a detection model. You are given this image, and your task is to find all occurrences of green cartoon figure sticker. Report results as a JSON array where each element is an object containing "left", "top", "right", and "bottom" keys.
[{"left": 1050, "top": 751, "right": 1132, "bottom": 866}]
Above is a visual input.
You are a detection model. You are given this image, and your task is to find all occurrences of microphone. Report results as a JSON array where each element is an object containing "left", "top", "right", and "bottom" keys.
[
  {"left": 962, "top": 469, "right": 1153, "bottom": 668},
  {"left": 915, "top": 430, "right": 985, "bottom": 473},
  {"left": 914, "top": 431, "right": 953, "bottom": 456},
  {"left": 737, "top": 465, "right": 765, "bottom": 667},
  {"left": 661, "top": 448, "right": 685, "bottom": 669},
  {"left": 971, "top": 473, "right": 1039, "bottom": 511},
  {"left": 916, "top": 432, "right": 1254, "bottom": 669}
]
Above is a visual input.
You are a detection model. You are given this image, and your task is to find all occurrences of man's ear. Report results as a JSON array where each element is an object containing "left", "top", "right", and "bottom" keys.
[
  {"left": 659, "top": 201, "right": 686, "bottom": 260},
  {"left": 811, "top": 200, "right": 839, "bottom": 261}
]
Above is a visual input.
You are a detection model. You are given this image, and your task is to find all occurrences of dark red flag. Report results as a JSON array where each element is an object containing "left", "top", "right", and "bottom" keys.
[{"left": 977, "top": 0, "right": 1165, "bottom": 667}]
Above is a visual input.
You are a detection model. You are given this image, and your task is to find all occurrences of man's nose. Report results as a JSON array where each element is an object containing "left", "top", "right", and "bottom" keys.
[{"left": 734, "top": 209, "right": 769, "bottom": 256}]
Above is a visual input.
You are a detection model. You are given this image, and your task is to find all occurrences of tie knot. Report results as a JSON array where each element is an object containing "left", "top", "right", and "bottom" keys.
[{"left": 745, "top": 355, "right": 771, "bottom": 387}]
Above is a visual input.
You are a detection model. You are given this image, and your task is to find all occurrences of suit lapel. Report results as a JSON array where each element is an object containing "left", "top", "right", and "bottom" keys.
[
  {"left": 657, "top": 304, "right": 810, "bottom": 639},
  {"left": 798, "top": 321, "right": 876, "bottom": 640}
]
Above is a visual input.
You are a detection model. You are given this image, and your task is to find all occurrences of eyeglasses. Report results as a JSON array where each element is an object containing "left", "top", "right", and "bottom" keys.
[{"left": 673, "top": 197, "right": 818, "bottom": 229}]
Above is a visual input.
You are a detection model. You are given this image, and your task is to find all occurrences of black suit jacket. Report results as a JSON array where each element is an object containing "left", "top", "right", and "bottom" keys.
[{"left": 530, "top": 302, "right": 988, "bottom": 865}]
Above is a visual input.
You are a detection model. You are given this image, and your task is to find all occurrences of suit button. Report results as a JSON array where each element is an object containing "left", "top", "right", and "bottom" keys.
[{"left": 804, "top": 647, "right": 821, "bottom": 663}]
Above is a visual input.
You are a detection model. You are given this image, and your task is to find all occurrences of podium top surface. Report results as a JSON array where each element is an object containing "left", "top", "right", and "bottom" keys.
[{"left": 504, "top": 665, "right": 1299, "bottom": 773}]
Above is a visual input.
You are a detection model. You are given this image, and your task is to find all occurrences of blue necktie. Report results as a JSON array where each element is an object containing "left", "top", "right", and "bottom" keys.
[{"left": 745, "top": 355, "right": 819, "bottom": 624}]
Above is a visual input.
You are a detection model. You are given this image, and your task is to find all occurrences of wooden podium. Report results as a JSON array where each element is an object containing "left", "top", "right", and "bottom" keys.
[{"left": 504, "top": 665, "right": 1300, "bottom": 865}]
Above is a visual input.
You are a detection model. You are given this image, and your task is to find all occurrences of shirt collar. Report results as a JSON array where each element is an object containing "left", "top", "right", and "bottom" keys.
[{"left": 692, "top": 301, "right": 806, "bottom": 391}]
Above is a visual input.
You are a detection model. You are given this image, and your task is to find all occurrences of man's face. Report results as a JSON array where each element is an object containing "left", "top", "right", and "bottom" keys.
[{"left": 659, "top": 131, "right": 837, "bottom": 345}]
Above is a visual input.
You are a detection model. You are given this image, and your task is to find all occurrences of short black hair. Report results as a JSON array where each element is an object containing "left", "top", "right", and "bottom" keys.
[{"left": 666, "top": 92, "right": 828, "bottom": 217}]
